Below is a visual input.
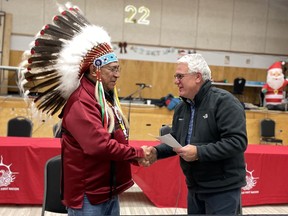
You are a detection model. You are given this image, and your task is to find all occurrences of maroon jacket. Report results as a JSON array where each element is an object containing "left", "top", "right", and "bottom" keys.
[{"left": 60, "top": 76, "right": 144, "bottom": 208}]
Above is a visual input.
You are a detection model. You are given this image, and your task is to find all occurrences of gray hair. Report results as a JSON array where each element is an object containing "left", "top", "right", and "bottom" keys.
[{"left": 177, "top": 53, "right": 211, "bottom": 81}]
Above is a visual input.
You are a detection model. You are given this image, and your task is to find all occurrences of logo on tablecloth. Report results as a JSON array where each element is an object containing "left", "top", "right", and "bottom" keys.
[
  {"left": 0, "top": 156, "right": 19, "bottom": 190},
  {"left": 242, "top": 163, "right": 259, "bottom": 194}
]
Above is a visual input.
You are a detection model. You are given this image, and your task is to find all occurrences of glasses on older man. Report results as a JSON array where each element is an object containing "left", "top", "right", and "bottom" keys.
[
  {"left": 174, "top": 73, "right": 194, "bottom": 80},
  {"left": 102, "top": 66, "right": 121, "bottom": 73}
]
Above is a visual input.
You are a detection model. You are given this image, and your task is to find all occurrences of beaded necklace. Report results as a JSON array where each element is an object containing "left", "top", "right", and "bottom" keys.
[{"left": 107, "top": 101, "right": 129, "bottom": 140}]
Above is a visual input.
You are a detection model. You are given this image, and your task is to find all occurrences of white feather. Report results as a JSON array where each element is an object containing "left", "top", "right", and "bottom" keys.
[
  {"left": 17, "top": 68, "right": 28, "bottom": 94},
  {"left": 57, "top": 25, "right": 111, "bottom": 99},
  {"left": 21, "top": 51, "right": 31, "bottom": 61}
]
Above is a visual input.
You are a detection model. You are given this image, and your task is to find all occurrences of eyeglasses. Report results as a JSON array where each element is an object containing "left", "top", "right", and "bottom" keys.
[
  {"left": 173, "top": 73, "right": 194, "bottom": 80},
  {"left": 102, "top": 66, "right": 121, "bottom": 73}
]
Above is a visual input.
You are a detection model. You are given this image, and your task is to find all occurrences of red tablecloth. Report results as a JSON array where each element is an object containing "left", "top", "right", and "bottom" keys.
[
  {"left": 242, "top": 145, "right": 288, "bottom": 206},
  {"left": 130, "top": 140, "right": 187, "bottom": 207},
  {"left": 0, "top": 137, "right": 61, "bottom": 204},
  {"left": 1, "top": 137, "right": 288, "bottom": 207},
  {"left": 130, "top": 141, "right": 288, "bottom": 208}
]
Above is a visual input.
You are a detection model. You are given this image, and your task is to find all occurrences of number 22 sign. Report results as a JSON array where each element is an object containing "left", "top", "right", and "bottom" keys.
[{"left": 124, "top": 5, "right": 150, "bottom": 25}]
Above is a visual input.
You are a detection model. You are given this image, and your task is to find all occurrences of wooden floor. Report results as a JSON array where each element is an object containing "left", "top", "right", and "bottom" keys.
[{"left": 1, "top": 184, "right": 288, "bottom": 215}]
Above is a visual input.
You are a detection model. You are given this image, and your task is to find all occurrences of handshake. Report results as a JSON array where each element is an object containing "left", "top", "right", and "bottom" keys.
[
  {"left": 135, "top": 144, "right": 198, "bottom": 166},
  {"left": 136, "top": 146, "right": 158, "bottom": 167}
]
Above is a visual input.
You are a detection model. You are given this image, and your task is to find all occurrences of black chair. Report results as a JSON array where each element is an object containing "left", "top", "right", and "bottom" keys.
[
  {"left": 41, "top": 155, "right": 67, "bottom": 216},
  {"left": 159, "top": 124, "right": 172, "bottom": 136},
  {"left": 237, "top": 196, "right": 243, "bottom": 215},
  {"left": 260, "top": 119, "right": 283, "bottom": 145},
  {"left": 53, "top": 122, "right": 62, "bottom": 138},
  {"left": 232, "top": 77, "right": 246, "bottom": 102},
  {"left": 7, "top": 116, "right": 33, "bottom": 137},
  {"left": 233, "top": 77, "right": 246, "bottom": 94}
]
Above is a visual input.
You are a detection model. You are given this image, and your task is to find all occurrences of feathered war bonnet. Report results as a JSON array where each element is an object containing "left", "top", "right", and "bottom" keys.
[{"left": 18, "top": 2, "right": 127, "bottom": 133}]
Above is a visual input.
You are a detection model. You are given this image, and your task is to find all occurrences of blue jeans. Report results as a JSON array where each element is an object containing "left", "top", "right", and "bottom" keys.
[
  {"left": 187, "top": 188, "right": 241, "bottom": 215},
  {"left": 67, "top": 194, "right": 120, "bottom": 216}
]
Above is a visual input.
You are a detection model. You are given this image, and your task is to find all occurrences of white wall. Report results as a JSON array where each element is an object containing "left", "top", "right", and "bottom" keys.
[
  {"left": 11, "top": 35, "right": 287, "bottom": 69},
  {"left": 4, "top": 0, "right": 288, "bottom": 56}
]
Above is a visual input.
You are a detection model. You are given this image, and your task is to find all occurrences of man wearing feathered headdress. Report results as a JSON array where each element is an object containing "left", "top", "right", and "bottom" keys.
[
  {"left": 18, "top": 2, "right": 149, "bottom": 215},
  {"left": 262, "top": 61, "right": 288, "bottom": 111}
]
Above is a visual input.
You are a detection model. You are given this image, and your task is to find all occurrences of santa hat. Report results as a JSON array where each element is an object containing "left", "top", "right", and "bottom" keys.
[{"left": 268, "top": 61, "right": 283, "bottom": 73}]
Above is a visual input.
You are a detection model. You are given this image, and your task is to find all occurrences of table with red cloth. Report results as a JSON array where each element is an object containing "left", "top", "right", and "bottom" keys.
[
  {"left": 1, "top": 137, "right": 288, "bottom": 207},
  {"left": 0, "top": 137, "right": 61, "bottom": 204},
  {"left": 130, "top": 140, "right": 288, "bottom": 208}
]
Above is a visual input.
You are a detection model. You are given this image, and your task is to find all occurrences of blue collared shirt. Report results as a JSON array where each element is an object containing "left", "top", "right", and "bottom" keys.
[{"left": 186, "top": 99, "right": 195, "bottom": 145}]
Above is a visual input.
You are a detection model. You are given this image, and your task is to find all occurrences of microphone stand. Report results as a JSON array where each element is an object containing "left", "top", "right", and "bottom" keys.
[
  {"left": 121, "top": 85, "right": 146, "bottom": 124},
  {"left": 121, "top": 85, "right": 146, "bottom": 101}
]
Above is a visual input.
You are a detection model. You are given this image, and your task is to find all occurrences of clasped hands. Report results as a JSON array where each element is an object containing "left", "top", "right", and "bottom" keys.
[
  {"left": 136, "top": 146, "right": 157, "bottom": 167},
  {"left": 137, "top": 144, "right": 198, "bottom": 167}
]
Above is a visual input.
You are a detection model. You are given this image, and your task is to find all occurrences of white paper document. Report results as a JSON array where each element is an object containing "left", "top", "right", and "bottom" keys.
[{"left": 155, "top": 133, "right": 182, "bottom": 148}]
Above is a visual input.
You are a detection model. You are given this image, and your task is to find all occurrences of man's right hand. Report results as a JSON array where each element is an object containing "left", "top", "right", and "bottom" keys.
[{"left": 138, "top": 146, "right": 158, "bottom": 166}]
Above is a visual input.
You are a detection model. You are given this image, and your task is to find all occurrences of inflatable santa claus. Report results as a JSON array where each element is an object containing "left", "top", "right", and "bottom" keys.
[{"left": 262, "top": 61, "right": 288, "bottom": 110}]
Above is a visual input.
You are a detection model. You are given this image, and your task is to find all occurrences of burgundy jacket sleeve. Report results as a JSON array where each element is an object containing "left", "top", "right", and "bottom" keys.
[{"left": 63, "top": 92, "right": 144, "bottom": 161}]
